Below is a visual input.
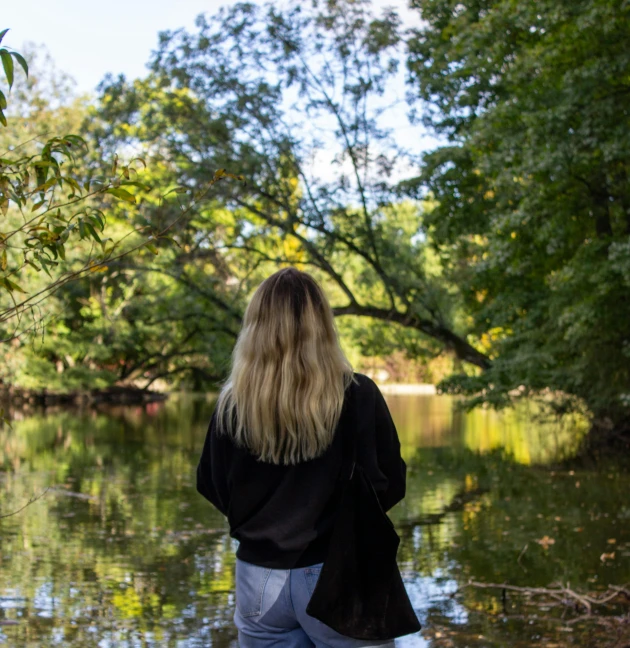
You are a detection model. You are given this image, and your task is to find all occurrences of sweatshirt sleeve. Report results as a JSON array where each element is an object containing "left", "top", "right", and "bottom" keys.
[
  {"left": 196, "top": 410, "right": 231, "bottom": 516},
  {"left": 372, "top": 383, "right": 407, "bottom": 512}
]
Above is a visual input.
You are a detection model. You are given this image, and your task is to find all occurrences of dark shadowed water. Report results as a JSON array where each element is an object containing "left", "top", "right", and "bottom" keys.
[{"left": 1, "top": 393, "right": 628, "bottom": 647}]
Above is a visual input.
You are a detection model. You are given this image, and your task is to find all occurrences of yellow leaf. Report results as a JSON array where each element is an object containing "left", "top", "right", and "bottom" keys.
[{"left": 534, "top": 536, "right": 555, "bottom": 549}]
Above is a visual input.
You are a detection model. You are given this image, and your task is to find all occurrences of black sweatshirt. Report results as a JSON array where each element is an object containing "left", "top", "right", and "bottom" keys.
[{"left": 196, "top": 372, "right": 406, "bottom": 569}]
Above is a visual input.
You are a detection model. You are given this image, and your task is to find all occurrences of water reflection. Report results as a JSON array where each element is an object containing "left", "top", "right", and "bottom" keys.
[{"left": 0, "top": 393, "right": 627, "bottom": 647}]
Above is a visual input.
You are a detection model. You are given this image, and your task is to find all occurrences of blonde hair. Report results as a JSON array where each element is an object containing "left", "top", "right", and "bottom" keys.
[{"left": 215, "top": 267, "right": 356, "bottom": 464}]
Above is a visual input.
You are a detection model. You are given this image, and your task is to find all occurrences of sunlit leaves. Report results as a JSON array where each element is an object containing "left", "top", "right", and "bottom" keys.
[
  {"left": 91, "top": 0, "right": 474, "bottom": 382},
  {"left": 106, "top": 187, "right": 136, "bottom": 203}
]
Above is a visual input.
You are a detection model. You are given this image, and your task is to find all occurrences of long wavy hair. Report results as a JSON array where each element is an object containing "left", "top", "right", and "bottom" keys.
[{"left": 214, "top": 267, "right": 356, "bottom": 465}]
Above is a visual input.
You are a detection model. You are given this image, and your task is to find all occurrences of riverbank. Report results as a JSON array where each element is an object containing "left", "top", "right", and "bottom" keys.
[
  {"left": 1, "top": 381, "right": 437, "bottom": 410},
  {"left": 0, "top": 385, "right": 167, "bottom": 410}
]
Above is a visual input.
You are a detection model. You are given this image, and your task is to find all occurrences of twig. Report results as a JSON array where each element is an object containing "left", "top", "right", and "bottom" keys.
[
  {"left": 0, "top": 486, "right": 49, "bottom": 520},
  {"left": 517, "top": 543, "right": 528, "bottom": 572}
]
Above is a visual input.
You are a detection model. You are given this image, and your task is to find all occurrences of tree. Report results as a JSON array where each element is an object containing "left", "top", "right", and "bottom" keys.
[
  {"left": 0, "top": 32, "right": 241, "bottom": 352},
  {"left": 0, "top": 32, "right": 157, "bottom": 345},
  {"left": 405, "top": 0, "right": 630, "bottom": 446},
  {"left": 94, "top": 0, "right": 488, "bottom": 384},
  {"left": 0, "top": 37, "right": 243, "bottom": 394}
]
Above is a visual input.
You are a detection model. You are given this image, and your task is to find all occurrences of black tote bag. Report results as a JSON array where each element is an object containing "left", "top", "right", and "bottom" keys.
[{"left": 305, "top": 385, "right": 421, "bottom": 641}]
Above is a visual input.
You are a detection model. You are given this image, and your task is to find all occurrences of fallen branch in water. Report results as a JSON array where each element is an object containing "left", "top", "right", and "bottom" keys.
[
  {"left": 0, "top": 486, "right": 49, "bottom": 520},
  {"left": 462, "top": 580, "right": 630, "bottom": 615}
]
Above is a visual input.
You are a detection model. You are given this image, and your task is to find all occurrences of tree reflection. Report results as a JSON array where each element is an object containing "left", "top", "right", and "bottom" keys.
[{"left": 0, "top": 394, "right": 625, "bottom": 647}]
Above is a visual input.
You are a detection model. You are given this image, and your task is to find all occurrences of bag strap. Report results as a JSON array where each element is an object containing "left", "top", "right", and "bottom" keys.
[{"left": 341, "top": 378, "right": 359, "bottom": 482}]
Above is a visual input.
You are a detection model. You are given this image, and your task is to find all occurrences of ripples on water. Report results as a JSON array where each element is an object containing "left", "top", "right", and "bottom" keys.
[{"left": 0, "top": 393, "right": 628, "bottom": 647}]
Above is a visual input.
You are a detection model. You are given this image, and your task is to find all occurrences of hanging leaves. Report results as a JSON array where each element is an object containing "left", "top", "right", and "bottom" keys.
[{"left": 0, "top": 30, "right": 29, "bottom": 127}]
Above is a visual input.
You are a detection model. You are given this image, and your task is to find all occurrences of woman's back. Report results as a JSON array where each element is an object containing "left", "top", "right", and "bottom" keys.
[{"left": 196, "top": 371, "right": 406, "bottom": 569}]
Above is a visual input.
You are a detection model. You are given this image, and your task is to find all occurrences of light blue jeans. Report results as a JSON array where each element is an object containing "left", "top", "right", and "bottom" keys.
[{"left": 234, "top": 558, "right": 396, "bottom": 647}]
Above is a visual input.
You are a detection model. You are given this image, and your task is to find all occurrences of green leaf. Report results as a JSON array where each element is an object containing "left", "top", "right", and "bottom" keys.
[
  {"left": 85, "top": 222, "right": 102, "bottom": 243},
  {"left": 159, "top": 235, "right": 182, "bottom": 248},
  {"left": 89, "top": 212, "right": 105, "bottom": 230},
  {"left": 1, "top": 50, "right": 14, "bottom": 89},
  {"left": 11, "top": 52, "right": 27, "bottom": 78},
  {"left": 145, "top": 242, "right": 159, "bottom": 255},
  {"left": 44, "top": 244, "right": 58, "bottom": 260},
  {"left": 120, "top": 180, "right": 152, "bottom": 191},
  {"left": 106, "top": 187, "right": 136, "bottom": 203},
  {"left": 2, "top": 277, "right": 27, "bottom": 293},
  {"left": 38, "top": 256, "right": 53, "bottom": 277},
  {"left": 0, "top": 90, "right": 6, "bottom": 109},
  {"left": 0, "top": 108, "right": 6, "bottom": 128},
  {"left": 0, "top": 30, "right": 9, "bottom": 45},
  {"left": 33, "top": 177, "right": 57, "bottom": 193},
  {"left": 34, "top": 164, "right": 48, "bottom": 187}
]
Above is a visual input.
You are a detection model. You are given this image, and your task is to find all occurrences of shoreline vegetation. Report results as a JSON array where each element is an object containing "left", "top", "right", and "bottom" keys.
[
  {"left": 0, "top": 381, "right": 438, "bottom": 409},
  {"left": 0, "top": 385, "right": 168, "bottom": 408},
  {"left": 375, "top": 383, "right": 437, "bottom": 395}
]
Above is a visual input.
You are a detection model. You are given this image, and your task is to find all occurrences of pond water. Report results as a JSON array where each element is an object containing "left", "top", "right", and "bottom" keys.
[{"left": 1, "top": 393, "right": 629, "bottom": 647}]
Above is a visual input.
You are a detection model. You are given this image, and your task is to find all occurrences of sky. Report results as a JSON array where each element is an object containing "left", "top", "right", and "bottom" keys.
[
  {"left": 2, "top": 0, "right": 423, "bottom": 95},
  {"left": 2, "top": 0, "right": 439, "bottom": 180}
]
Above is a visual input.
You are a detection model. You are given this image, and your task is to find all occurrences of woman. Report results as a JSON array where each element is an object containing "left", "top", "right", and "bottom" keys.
[{"left": 196, "top": 267, "right": 407, "bottom": 647}]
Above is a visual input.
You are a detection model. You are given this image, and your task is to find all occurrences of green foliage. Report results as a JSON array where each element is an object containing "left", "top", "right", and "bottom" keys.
[
  {"left": 405, "top": 0, "right": 630, "bottom": 430},
  {"left": 0, "top": 29, "right": 29, "bottom": 126},
  {"left": 82, "top": 0, "right": 487, "bottom": 392},
  {"left": 0, "top": 44, "right": 250, "bottom": 399}
]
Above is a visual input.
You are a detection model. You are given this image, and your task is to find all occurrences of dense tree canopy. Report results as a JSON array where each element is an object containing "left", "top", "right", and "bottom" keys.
[{"left": 405, "top": 0, "right": 630, "bottom": 440}]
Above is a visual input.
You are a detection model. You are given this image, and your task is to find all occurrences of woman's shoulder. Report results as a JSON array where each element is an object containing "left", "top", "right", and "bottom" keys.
[{"left": 350, "top": 372, "right": 379, "bottom": 397}]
